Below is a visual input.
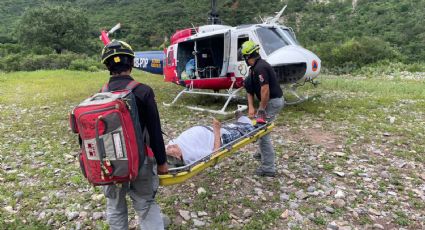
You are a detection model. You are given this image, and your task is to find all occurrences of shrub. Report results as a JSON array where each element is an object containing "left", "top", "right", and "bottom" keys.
[
  {"left": 332, "top": 37, "right": 401, "bottom": 67},
  {"left": 0, "top": 52, "right": 102, "bottom": 72},
  {"left": 354, "top": 60, "right": 425, "bottom": 77},
  {"left": 311, "top": 37, "right": 402, "bottom": 73},
  {"left": 69, "top": 59, "right": 102, "bottom": 71}
]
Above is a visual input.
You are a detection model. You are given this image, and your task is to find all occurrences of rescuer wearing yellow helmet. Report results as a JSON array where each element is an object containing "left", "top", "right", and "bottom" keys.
[{"left": 240, "top": 40, "right": 284, "bottom": 177}]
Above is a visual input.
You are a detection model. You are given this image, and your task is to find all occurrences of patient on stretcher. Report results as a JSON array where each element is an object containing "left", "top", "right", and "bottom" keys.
[{"left": 166, "top": 116, "right": 254, "bottom": 167}]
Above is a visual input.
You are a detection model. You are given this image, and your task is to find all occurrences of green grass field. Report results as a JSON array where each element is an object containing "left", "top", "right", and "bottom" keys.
[{"left": 0, "top": 70, "right": 424, "bottom": 229}]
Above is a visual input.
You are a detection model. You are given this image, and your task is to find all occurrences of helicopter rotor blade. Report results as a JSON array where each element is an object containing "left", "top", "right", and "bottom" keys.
[
  {"left": 100, "top": 23, "right": 121, "bottom": 45},
  {"left": 108, "top": 23, "right": 121, "bottom": 35}
]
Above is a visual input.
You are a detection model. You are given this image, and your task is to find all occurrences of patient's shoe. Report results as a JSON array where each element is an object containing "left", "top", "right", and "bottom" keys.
[
  {"left": 253, "top": 152, "right": 261, "bottom": 161},
  {"left": 255, "top": 168, "right": 275, "bottom": 177},
  {"left": 167, "top": 155, "right": 185, "bottom": 168}
]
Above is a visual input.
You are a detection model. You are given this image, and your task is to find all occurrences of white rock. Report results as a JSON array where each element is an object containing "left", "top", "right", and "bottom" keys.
[
  {"left": 333, "top": 151, "right": 346, "bottom": 157},
  {"left": 193, "top": 219, "right": 205, "bottom": 226},
  {"left": 79, "top": 211, "right": 88, "bottom": 219},
  {"left": 335, "top": 190, "right": 345, "bottom": 199},
  {"left": 66, "top": 211, "right": 79, "bottom": 221},
  {"left": 92, "top": 212, "right": 104, "bottom": 220},
  {"left": 38, "top": 211, "right": 46, "bottom": 220},
  {"left": 91, "top": 194, "right": 104, "bottom": 201},
  {"left": 373, "top": 223, "right": 385, "bottom": 229},
  {"left": 197, "top": 187, "right": 206, "bottom": 195},
  {"left": 280, "top": 209, "right": 289, "bottom": 219},
  {"left": 197, "top": 211, "right": 208, "bottom": 217},
  {"left": 243, "top": 209, "right": 253, "bottom": 218},
  {"left": 280, "top": 193, "right": 289, "bottom": 201},
  {"left": 334, "top": 199, "right": 346, "bottom": 208},
  {"left": 368, "top": 208, "right": 381, "bottom": 216},
  {"left": 325, "top": 206, "right": 335, "bottom": 213},
  {"left": 179, "top": 210, "right": 190, "bottom": 221},
  {"left": 334, "top": 171, "right": 346, "bottom": 177},
  {"left": 295, "top": 190, "right": 308, "bottom": 200}
]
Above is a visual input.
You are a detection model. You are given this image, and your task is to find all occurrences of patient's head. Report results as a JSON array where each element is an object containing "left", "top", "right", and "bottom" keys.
[{"left": 165, "top": 143, "right": 183, "bottom": 159}]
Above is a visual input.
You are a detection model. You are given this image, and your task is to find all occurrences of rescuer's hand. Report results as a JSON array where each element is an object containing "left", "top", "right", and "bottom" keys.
[
  {"left": 248, "top": 107, "right": 255, "bottom": 118},
  {"left": 157, "top": 163, "right": 169, "bottom": 175},
  {"left": 257, "top": 109, "right": 267, "bottom": 120}
]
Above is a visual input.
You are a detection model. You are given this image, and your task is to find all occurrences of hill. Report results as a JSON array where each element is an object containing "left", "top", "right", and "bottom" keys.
[{"left": 1, "top": 0, "right": 424, "bottom": 70}]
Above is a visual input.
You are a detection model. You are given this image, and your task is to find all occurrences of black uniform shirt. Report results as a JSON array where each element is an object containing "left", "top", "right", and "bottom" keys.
[
  {"left": 107, "top": 75, "right": 167, "bottom": 165},
  {"left": 244, "top": 59, "right": 283, "bottom": 101}
]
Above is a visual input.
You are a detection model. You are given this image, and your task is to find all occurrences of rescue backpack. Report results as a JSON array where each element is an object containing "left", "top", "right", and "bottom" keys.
[{"left": 69, "top": 81, "right": 150, "bottom": 186}]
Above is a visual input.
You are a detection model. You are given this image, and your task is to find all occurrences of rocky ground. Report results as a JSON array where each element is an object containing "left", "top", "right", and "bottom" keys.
[
  {"left": 0, "top": 72, "right": 424, "bottom": 229},
  {"left": 157, "top": 103, "right": 425, "bottom": 229}
]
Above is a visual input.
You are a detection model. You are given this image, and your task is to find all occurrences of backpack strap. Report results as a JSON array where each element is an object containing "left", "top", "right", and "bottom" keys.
[
  {"left": 99, "top": 80, "right": 140, "bottom": 93},
  {"left": 125, "top": 80, "right": 141, "bottom": 91}
]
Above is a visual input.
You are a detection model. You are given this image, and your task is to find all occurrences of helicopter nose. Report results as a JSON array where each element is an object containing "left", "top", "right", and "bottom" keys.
[
  {"left": 266, "top": 45, "right": 308, "bottom": 65},
  {"left": 266, "top": 45, "right": 321, "bottom": 78}
]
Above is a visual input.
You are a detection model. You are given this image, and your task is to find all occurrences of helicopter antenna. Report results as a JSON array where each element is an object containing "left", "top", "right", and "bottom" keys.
[
  {"left": 259, "top": 15, "right": 265, "bottom": 23},
  {"left": 208, "top": 0, "right": 221, "bottom": 25},
  {"left": 191, "top": 23, "right": 198, "bottom": 35},
  {"left": 265, "top": 5, "right": 287, "bottom": 24}
]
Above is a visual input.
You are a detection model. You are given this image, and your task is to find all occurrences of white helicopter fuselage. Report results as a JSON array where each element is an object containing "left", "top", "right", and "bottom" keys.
[{"left": 187, "top": 23, "right": 321, "bottom": 85}]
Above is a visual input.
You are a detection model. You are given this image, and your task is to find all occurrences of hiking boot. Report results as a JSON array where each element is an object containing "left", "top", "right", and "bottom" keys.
[
  {"left": 253, "top": 152, "right": 261, "bottom": 161},
  {"left": 255, "top": 168, "right": 276, "bottom": 177}
]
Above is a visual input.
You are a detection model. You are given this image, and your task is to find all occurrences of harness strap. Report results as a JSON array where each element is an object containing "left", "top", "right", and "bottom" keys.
[
  {"left": 125, "top": 80, "right": 140, "bottom": 91},
  {"left": 100, "top": 80, "right": 141, "bottom": 93}
]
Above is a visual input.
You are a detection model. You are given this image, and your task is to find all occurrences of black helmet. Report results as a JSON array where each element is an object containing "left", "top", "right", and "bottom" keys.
[{"left": 101, "top": 40, "right": 135, "bottom": 70}]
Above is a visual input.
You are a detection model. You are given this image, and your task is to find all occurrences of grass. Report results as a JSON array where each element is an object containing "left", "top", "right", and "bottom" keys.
[{"left": 0, "top": 70, "right": 424, "bottom": 229}]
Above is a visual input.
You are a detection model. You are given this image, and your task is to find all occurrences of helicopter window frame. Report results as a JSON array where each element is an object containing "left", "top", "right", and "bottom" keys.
[
  {"left": 237, "top": 35, "right": 249, "bottom": 61},
  {"left": 278, "top": 27, "right": 299, "bottom": 45},
  {"left": 255, "top": 26, "right": 290, "bottom": 56}
]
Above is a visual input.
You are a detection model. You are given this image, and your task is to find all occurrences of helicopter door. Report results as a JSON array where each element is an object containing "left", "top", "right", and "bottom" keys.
[{"left": 221, "top": 29, "right": 231, "bottom": 77}]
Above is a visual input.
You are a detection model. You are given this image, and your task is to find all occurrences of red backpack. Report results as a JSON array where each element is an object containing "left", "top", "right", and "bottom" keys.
[{"left": 69, "top": 81, "right": 151, "bottom": 186}]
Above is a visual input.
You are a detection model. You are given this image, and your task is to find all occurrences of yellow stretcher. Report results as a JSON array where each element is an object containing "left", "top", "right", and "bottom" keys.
[{"left": 159, "top": 122, "right": 275, "bottom": 186}]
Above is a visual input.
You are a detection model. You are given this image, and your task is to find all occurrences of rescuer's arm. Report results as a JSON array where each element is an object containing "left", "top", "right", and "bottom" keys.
[
  {"left": 247, "top": 93, "right": 255, "bottom": 118},
  {"left": 259, "top": 84, "right": 270, "bottom": 110},
  {"left": 138, "top": 86, "right": 168, "bottom": 174}
]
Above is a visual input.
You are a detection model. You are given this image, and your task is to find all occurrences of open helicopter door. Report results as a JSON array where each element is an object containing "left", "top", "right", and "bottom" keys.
[
  {"left": 220, "top": 29, "right": 231, "bottom": 77},
  {"left": 164, "top": 29, "right": 247, "bottom": 115}
]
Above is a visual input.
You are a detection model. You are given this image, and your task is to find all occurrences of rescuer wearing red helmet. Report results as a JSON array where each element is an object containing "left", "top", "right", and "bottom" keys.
[
  {"left": 240, "top": 40, "right": 284, "bottom": 177},
  {"left": 101, "top": 40, "right": 168, "bottom": 229}
]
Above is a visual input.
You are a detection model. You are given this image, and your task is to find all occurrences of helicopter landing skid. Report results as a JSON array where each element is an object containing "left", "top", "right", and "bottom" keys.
[
  {"left": 284, "top": 81, "right": 320, "bottom": 105},
  {"left": 163, "top": 85, "right": 247, "bottom": 115}
]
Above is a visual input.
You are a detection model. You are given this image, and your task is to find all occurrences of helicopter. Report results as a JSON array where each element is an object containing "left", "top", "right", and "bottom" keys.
[{"left": 133, "top": 1, "right": 321, "bottom": 115}]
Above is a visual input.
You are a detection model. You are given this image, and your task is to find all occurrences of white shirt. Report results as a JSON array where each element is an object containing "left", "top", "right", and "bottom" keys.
[
  {"left": 173, "top": 126, "right": 230, "bottom": 165},
  {"left": 170, "top": 116, "right": 252, "bottom": 165}
]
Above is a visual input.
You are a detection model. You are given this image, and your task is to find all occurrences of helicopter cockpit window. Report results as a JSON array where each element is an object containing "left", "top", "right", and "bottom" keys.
[
  {"left": 278, "top": 27, "right": 299, "bottom": 45},
  {"left": 256, "top": 27, "right": 290, "bottom": 55},
  {"left": 237, "top": 35, "right": 249, "bottom": 61}
]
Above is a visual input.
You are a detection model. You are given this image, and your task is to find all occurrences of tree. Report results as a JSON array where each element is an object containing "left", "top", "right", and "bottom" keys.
[{"left": 16, "top": 5, "right": 89, "bottom": 54}]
